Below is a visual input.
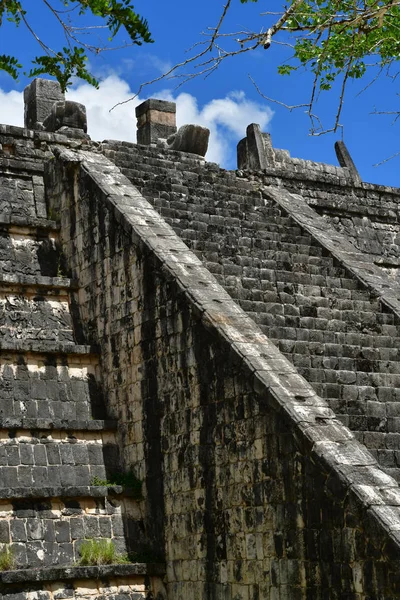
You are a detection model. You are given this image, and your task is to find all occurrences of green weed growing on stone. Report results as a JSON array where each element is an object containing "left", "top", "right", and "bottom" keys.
[
  {"left": 79, "top": 539, "right": 130, "bottom": 566},
  {"left": 0, "top": 545, "right": 15, "bottom": 571},
  {"left": 91, "top": 471, "right": 142, "bottom": 499}
]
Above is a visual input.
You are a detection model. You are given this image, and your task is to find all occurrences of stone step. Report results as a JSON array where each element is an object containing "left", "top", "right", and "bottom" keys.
[
  {"left": 253, "top": 316, "right": 396, "bottom": 339},
  {"left": 237, "top": 251, "right": 335, "bottom": 267},
  {"left": 192, "top": 239, "right": 326, "bottom": 258},
  {"left": 276, "top": 283, "right": 372, "bottom": 300},
  {"left": 0, "top": 496, "right": 135, "bottom": 569},
  {"left": 294, "top": 366, "right": 400, "bottom": 389},
  {"left": 202, "top": 215, "right": 298, "bottom": 232},
  {"left": 0, "top": 419, "right": 117, "bottom": 431},
  {"left": 219, "top": 258, "right": 345, "bottom": 274},
  {"left": 0, "top": 274, "right": 76, "bottom": 291},
  {"left": 188, "top": 228, "right": 313, "bottom": 247},
  {"left": 267, "top": 328, "right": 399, "bottom": 347},
  {"left": 336, "top": 406, "right": 400, "bottom": 436},
  {"left": 379, "top": 467, "right": 400, "bottom": 483},
  {"left": 361, "top": 449, "right": 400, "bottom": 479},
  {"left": 0, "top": 352, "right": 106, "bottom": 422},
  {"left": 286, "top": 352, "right": 400, "bottom": 375},
  {"left": 265, "top": 270, "right": 363, "bottom": 289},
  {"left": 224, "top": 284, "right": 380, "bottom": 310},
  {"left": 0, "top": 433, "right": 120, "bottom": 491},
  {"left": 0, "top": 217, "right": 59, "bottom": 231},
  {"left": 0, "top": 563, "right": 165, "bottom": 586},
  {"left": 218, "top": 263, "right": 347, "bottom": 280},
  {"left": 215, "top": 271, "right": 366, "bottom": 293},
  {"left": 243, "top": 305, "right": 392, "bottom": 327},
  {"left": 275, "top": 339, "right": 400, "bottom": 361},
  {"left": 303, "top": 380, "right": 400, "bottom": 423},
  {"left": 230, "top": 288, "right": 381, "bottom": 313},
  {"left": 0, "top": 290, "right": 74, "bottom": 344},
  {"left": 0, "top": 486, "right": 139, "bottom": 500}
]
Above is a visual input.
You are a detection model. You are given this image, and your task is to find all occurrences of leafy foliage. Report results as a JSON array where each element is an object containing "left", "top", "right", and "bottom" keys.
[
  {"left": 282, "top": 0, "right": 399, "bottom": 91},
  {"left": 91, "top": 471, "right": 143, "bottom": 498},
  {"left": 144, "top": 0, "right": 400, "bottom": 135},
  {"left": 0, "top": 55, "right": 22, "bottom": 80},
  {"left": 241, "top": 0, "right": 399, "bottom": 89},
  {"left": 0, "top": 0, "right": 153, "bottom": 91}
]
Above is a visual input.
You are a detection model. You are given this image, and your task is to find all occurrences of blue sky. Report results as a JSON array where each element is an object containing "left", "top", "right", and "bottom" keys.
[{"left": 0, "top": 0, "right": 399, "bottom": 186}]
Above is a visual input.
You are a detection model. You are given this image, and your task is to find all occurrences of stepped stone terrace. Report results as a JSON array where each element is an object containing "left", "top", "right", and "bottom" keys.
[{"left": 0, "top": 78, "right": 400, "bottom": 599}]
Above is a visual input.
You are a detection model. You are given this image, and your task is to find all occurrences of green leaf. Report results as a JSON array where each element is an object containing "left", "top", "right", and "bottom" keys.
[
  {"left": 0, "top": 0, "right": 153, "bottom": 89},
  {"left": 0, "top": 54, "right": 22, "bottom": 80}
]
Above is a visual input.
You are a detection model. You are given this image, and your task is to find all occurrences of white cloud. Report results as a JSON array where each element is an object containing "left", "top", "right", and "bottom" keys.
[
  {"left": 0, "top": 74, "right": 273, "bottom": 167},
  {"left": 0, "top": 88, "right": 24, "bottom": 128},
  {"left": 68, "top": 75, "right": 139, "bottom": 143}
]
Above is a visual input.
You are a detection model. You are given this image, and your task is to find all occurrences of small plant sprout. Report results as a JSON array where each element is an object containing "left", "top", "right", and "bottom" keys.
[{"left": 0, "top": 545, "right": 15, "bottom": 571}]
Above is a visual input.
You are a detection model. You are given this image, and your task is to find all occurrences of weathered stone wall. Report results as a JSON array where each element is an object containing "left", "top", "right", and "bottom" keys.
[
  {"left": 0, "top": 125, "right": 165, "bottom": 600},
  {"left": 0, "top": 495, "right": 129, "bottom": 567},
  {"left": 46, "top": 147, "right": 400, "bottom": 600},
  {"left": 0, "top": 569, "right": 164, "bottom": 600},
  {"left": 98, "top": 141, "right": 400, "bottom": 483}
]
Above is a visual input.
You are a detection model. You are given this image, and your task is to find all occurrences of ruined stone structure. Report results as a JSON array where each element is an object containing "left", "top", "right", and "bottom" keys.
[{"left": 1, "top": 78, "right": 400, "bottom": 600}]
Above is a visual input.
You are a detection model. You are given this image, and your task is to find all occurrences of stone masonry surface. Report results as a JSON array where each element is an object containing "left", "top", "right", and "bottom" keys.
[
  {"left": 3, "top": 90, "right": 400, "bottom": 598},
  {"left": 45, "top": 143, "right": 400, "bottom": 599},
  {"left": 0, "top": 123, "right": 166, "bottom": 600},
  {"left": 102, "top": 141, "right": 400, "bottom": 483}
]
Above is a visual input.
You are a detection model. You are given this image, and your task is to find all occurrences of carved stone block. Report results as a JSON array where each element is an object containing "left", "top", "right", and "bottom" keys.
[
  {"left": 167, "top": 124, "right": 210, "bottom": 157},
  {"left": 43, "top": 101, "right": 88, "bottom": 135}
]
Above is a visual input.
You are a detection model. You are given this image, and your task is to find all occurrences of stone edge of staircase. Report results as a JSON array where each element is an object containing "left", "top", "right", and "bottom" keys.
[
  {"left": 47, "top": 144, "right": 400, "bottom": 555},
  {"left": 0, "top": 563, "right": 166, "bottom": 584},
  {"left": 263, "top": 187, "right": 400, "bottom": 323},
  {"left": 0, "top": 485, "right": 139, "bottom": 500}
]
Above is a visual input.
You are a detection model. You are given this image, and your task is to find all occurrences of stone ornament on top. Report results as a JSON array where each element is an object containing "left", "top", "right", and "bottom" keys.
[
  {"left": 237, "top": 121, "right": 362, "bottom": 184},
  {"left": 42, "top": 100, "right": 89, "bottom": 139},
  {"left": 23, "top": 78, "right": 89, "bottom": 139},
  {"left": 135, "top": 98, "right": 210, "bottom": 156},
  {"left": 167, "top": 124, "right": 210, "bottom": 157},
  {"left": 135, "top": 98, "right": 177, "bottom": 145}
]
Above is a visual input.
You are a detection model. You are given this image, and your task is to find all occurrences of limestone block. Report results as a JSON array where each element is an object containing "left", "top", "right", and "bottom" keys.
[
  {"left": 237, "top": 124, "right": 274, "bottom": 170},
  {"left": 43, "top": 101, "right": 88, "bottom": 134},
  {"left": 334, "top": 140, "right": 361, "bottom": 184},
  {"left": 136, "top": 98, "right": 176, "bottom": 145}
]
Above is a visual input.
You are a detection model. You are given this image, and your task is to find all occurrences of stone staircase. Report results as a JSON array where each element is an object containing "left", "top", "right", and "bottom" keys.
[
  {"left": 103, "top": 142, "right": 400, "bottom": 483},
  {"left": 0, "top": 155, "right": 165, "bottom": 599}
]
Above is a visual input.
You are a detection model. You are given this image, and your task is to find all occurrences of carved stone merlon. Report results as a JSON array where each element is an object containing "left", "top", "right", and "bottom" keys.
[
  {"left": 334, "top": 141, "right": 361, "bottom": 184},
  {"left": 24, "top": 78, "right": 89, "bottom": 138},
  {"left": 136, "top": 99, "right": 177, "bottom": 145},
  {"left": 167, "top": 124, "right": 210, "bottom": 157},
  {"left": 43, "top": 100, "right": 88, "bottom": 138},
  {"left": 24, "top": 79, "right": 64, "bottom": 130},
  {"left": 237, "top": 123, "right": 274, "bottom": 170}
]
